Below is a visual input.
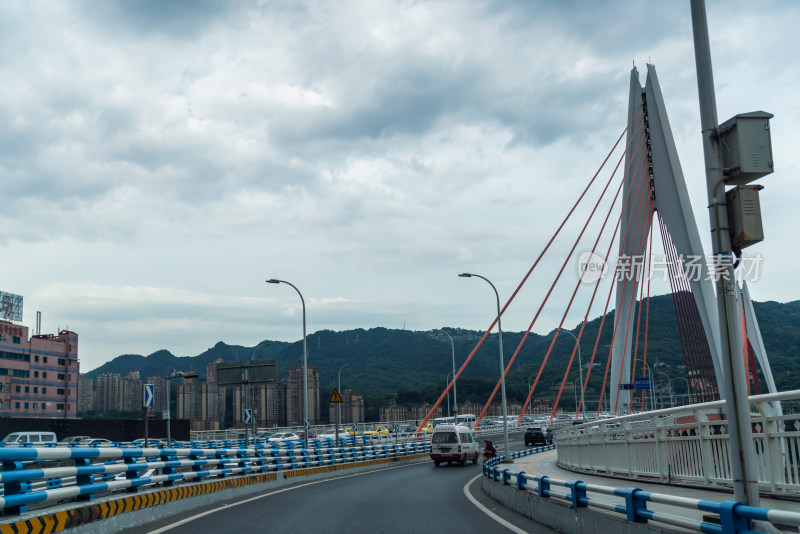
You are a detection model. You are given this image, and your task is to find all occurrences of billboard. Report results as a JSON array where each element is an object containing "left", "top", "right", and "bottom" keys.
[{"left": 0, "top": 291, "right": 22, "bottom": 322}]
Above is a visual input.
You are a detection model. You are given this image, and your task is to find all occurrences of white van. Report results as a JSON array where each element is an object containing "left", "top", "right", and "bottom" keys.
[
  {"left": 429, "top": 424, "right": 480, "bottom": 467},
  {"left": 2, "top": 431, "right": 57, "bottom": 445}
]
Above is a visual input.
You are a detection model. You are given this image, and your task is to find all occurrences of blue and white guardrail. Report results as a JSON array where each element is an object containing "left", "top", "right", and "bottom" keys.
[
  {"left": 482, "top": 447, "right": 800, "bottom": 534},
  {"left": 0, "top": 437, "right": 429, "bottom": 515}
]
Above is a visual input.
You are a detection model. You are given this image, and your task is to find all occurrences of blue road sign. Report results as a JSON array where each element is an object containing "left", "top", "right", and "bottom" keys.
[
  {"left": 634, "top": 377, "right": 653, "bottom": 391},
  {"left": 304, "top": 418, "right": 310, "bottom": 430},
  {"left": 143, "top": 384, "right": 155, "bottom": 408},
  {"left": 243, "top": 409, "right": 252, "bottom": 425}
]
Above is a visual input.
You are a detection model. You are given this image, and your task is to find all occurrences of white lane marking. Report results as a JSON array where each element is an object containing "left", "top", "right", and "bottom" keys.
[
  {"left": 148, "top": 461, "right": 428, "bottom": 533},
  {"left": 463, "top": 474, "right": 527, "bottom": 534}
]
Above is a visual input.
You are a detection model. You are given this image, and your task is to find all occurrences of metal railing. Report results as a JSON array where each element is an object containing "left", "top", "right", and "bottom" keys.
[
  {"left": 0, "top": 437, "right": 430, "bottom": 515},
  {"left": 554, "top": 390, "right": 800, "bottom": 496},
  {"left": 482, "top": 450, "right": 800, "bottom": 534}
]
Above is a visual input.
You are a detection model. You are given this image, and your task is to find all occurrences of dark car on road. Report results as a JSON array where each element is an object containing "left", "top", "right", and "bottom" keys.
[{"left": 524, "top": 426, "right": 553, "bottom": 446}]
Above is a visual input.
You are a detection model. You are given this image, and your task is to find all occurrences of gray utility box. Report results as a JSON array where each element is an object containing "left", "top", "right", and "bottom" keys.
[
  {"left": 718, "top": 111, "right": 774, "bottom": 185},
  {"left": 726, "top": 185, "right": 764, "bottom": 251}
]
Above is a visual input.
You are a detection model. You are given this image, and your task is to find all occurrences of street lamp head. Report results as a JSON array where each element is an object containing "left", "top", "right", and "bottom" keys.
[
  {"left": 266, "top": 279, "right": 280, "bottom": 284},
  {"left": 458, "top": 273, "right": 472, "bottom": 278}
]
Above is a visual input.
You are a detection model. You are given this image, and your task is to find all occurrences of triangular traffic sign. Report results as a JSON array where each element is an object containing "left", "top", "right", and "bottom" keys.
[{"left": 329, "top": 388, "right": 343, "bottom": 403}]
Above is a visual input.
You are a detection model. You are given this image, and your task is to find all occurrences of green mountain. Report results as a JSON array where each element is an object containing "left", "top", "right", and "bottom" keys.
[{"left": 86, "top": 295, "right": 800, "bottom": 408}]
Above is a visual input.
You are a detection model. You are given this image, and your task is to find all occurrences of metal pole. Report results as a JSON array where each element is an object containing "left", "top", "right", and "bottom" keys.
[
  {"left": 267, "top": 279, "right": 309, "bottom": 451},
  {"left": 634, "top": 359, "right": 655, "bottom": 412},
  {"left": 166, "top": 372, "right": 172, "bottom": 445},
  {"left": 338, "top": 363, "right": 350, "bottom": 446},
  {"left": 658, "top": 371, "right": 674, "bottom": 408},
  {"left": 558, "top": 329, "right": 586, "bottom": 421},
  {"left": 690, "top": 0, "right": 759, "bottom": 506},
  {"left": 459, "top": 273, "right": 509, "bottom": 461},
  {"left": 527, "top": 374, "right": 535, "bottom": 416},
  {"left": 435, "top": 329, "right": 457, "bottom": 417}
]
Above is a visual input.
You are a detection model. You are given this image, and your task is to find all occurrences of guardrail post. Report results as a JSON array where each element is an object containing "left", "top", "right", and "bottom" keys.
[
  {"left": 718, "top": 501, "right": 751, "bottom": 534},
  {"left": 124, "top": 456, "right": 141, "bottom": 493},
  {"left": 2, "top": 460, "right": 30, "bottom": 514},
  {"left": 517, "top": 471, "right": 527, "bottom": 490},
  {"left": 161, "top": 450, "right": 176, "bottom": 487},
  {"left": 502, "top": 469, "right": 511, "bottom": 486},
  {"left": 189, "top": 454, "right": 204, "bottom": 481},
  {"left": 537, "top": 475, "right": 550, "bottom": 498},
  {"left": 619, "top": 487, "right": 648, "bottom": 523},
  {"left": 74, "top": 457, "right": 95, "bottom": 501},
  {"left": 565, "top": 480, "right": 588, "bottom": 508}
]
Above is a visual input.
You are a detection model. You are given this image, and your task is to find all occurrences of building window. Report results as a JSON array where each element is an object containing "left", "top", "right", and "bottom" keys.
[
  {"left": 33, "top": 403, "right": 37, "bottom": 410},
  {"left": 15, "top": 385, "right": 20, "bottom": 393},
  {"left": 0, "top": 334, "right": 5, "bottom": 341},
  {"left": 24, "top": 402, "right": 29, "bottom": 409},
  {"left": 33, "top": 387, "right": 38, "bottom": 393},
  {"left": 12, "top": 336, "right": 20, "bottom": 344},
  {"left": 34, "top": 371, "right": 39, "bottom": 378},
  {"left": 34, "top": 355, "right": 39, "bottom": 362},
  {"left": 42, "top": 387, "right": 47, "bottom": 394},
  {"left": 41, "top": 403, "right": 46, "bottom": 409},
  {"left": 43, "top": 372, "right": 47, "bottom": 378},
  {"left": 15, "top": 402, "right": 19, "bottom": 409},
  {"left": 43, "top": 356, "right": 47, "bottom": 363},
  {"left": 57, "top": 403, "right": 64, "bottom": 410},
  {"left": 24, "top": 386, "right": 29, "bottom": 393},
  {"left": 57, "top": 388, "right": 65, "bottom": 395},
  {"left": 58, "top": 358, "right": 66, "bottom": 365},
  {"left": 57, "top": 373, "right": 65, "bottom": 380}
]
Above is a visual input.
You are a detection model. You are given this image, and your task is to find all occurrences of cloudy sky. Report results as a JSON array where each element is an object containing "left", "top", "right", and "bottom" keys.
[{"left": 2, "top": 1, "right": 798, "bottom": 372}]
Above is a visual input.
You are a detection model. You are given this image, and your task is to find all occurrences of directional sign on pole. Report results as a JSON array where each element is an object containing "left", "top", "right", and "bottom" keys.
[
  {"left": 143, "top": 384, "right": 155, "bottom": 408},
  {"left": 304, "top": 418, "right": 310, "bottom": 430},
  {"left": 243, "top": 409, "right": 253, "bottom": 425},
  {"left": 634, "top": 377, "right": 653, "bottom": 391}
]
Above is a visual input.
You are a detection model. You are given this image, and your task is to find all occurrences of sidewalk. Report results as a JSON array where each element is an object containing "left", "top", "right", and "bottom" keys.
[{"left": 512, "top": 450, "right": 799, "bottom": 531}]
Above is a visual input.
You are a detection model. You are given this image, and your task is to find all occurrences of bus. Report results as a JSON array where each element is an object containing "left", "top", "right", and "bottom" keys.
[{"left": 455, "top": 414, "right": 477, "bottom": 427}]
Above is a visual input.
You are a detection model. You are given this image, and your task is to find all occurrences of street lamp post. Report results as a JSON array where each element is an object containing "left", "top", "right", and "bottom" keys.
[
  {"left": 446, "top": 370, "right": 455, "bottom": 418},
  {"left": 677, "top": 377, "right": 692, "bottom": 405},
  {"left": 556, "top": 329, "right": 586, "bottom": 422},
  {"left": 527, "top": 374, "right": 535, "bottom": 417},
  {"left": 459, "top": 272, "right": 509, "bottom": 462},
  {"left": 337, "top": 363, "right": 351, "bottom": 446},
  {"left": 266, "top": 278, "right": 309, "bottom": 450},
  {"left": 634, "top": 358, "right": 656, "bottom": 412},
  {"left": 434, "top": 329, "right": 457, "bottom": 417},
  {"left": 656, "top": 371, "right": 674, "bottom": 408},
  {"left": 165, "top": 369, "right": 199, "bottom": 445}
]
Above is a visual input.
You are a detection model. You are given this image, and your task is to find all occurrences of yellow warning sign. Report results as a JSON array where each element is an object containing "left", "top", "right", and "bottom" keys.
[{"left": 329, "top": 388, "right": 343, "bottom": 403}]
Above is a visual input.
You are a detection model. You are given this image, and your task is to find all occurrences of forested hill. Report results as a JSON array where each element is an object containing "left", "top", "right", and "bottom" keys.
[{"left": 86, "top": 295, "right": 800, "bottom": 400}]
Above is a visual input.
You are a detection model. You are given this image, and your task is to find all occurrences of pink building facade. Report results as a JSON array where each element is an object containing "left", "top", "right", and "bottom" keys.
[{"left": 0, "top": 321, "right": 79, "bottom": 418}]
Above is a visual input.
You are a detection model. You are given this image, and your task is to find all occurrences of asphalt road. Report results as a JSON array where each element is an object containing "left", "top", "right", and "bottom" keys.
[{"left": 123, "top": 431, "right": 556, "bottom": 534}]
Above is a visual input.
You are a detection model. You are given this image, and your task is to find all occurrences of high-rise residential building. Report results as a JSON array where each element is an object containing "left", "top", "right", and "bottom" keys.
[
  {"left": 177, "top": 376, "right": 202, "bottom": 422},
  {"left": 146, "top": 375, "right": 168, "bottom": 414},
  {"left": 0, "top": 322, "right": 79, "bottom": 418},
  {"left": 286, "top": 364, "right": 320, "bottom": 425},
  {"left": 77, "top": 374, "right": 93, "bottom": 414},
  {"left": 120, "top": 371, "right": 143, "bottom": 413},
  {"left": 95, "top": 372, "right": 121, "bottom": 412},
  {"left": 252, "top": 381, "right": 285, "bottom": 428}
]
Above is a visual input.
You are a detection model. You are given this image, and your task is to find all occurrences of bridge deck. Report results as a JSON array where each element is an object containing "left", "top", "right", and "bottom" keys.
[{"left": 514, "top": 450, "right": 799, "bottom": 531}]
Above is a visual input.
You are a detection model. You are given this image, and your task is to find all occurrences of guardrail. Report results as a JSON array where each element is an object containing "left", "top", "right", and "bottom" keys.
[
  {"left": 554, "top": 389, "right": 800, "bottom": 496},
  {"left": 482, "top": 451, "right": 800, "bottom": 534},
  {"left": 0, "top": 438, "right": 430, "bottom": 515}
]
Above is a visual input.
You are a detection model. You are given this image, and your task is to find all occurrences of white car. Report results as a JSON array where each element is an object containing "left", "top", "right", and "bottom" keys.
[
  {"left": 317, "top": 429, "right": 350, "bottom": 440},
  {"left": 267, "top": 432, "right": 300, "bottom": 443}
]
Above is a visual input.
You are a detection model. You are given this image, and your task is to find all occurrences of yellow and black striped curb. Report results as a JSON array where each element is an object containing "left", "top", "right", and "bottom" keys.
[
  {"left": 0, "top": 454, "right": 430, "bottom": 534},
  {"left": 0, "top": 473, "right": 277, "bottom": 534}
]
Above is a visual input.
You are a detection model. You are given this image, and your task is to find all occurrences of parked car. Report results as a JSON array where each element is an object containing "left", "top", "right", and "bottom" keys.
[
  {"left": 267, "top": 432, "right": 300, "bottom": 443},
  {"left": 297, "top": 431, "right": 317, "bottom": 440},
  {"left": 524, "top": 427, "right": 553, "bottom": 447},
  {"left": 317, "top": 429, "right": 350, "bottom": 440},
  {"left": 81, "top": 438, "right": 113, "bottom": 447},
  {"left": 59, "top": 435, "right": 91, "bottom": 445},
  {"left": 362, "top": 426, "right": 390, "bottom": 436},
  {"left": 2, "top": 431, "right": 57, "bottom": 445}
]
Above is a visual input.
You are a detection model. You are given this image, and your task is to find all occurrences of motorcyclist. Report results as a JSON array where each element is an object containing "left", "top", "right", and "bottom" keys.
[{"left": 484, "top": 438, "right": 497, "bottom": 457}]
